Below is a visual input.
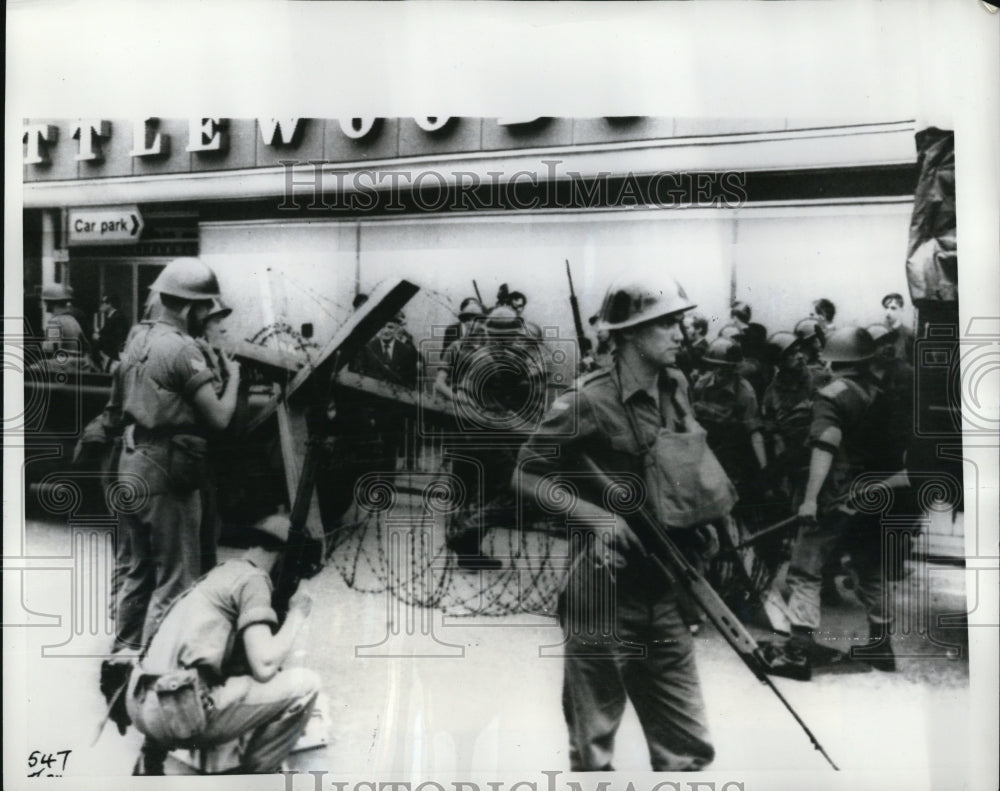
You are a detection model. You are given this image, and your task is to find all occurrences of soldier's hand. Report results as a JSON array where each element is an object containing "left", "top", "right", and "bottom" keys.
[
  {"left": 798, "top": 499, "right": 818, "bottom": 524},
  {"left": 289, "top": 584, "right": 313, "bottom": 618},
  {"left": 222, "top": 351, "right": 241, "bottom": 379}
]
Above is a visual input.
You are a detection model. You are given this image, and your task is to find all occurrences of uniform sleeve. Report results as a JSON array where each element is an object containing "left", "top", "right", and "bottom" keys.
[
  {"left": 234, "top": 572, "right": 279, "bottom": 633},
  {"left": 739, "top": 381, "right": 764, "bottom": 434},
  {"left": 517, "top": 387, "right": 596, "bottom": 477},
  {"left": 166, "top": 337, "right": 217, "bottom": 399},
  {"left": 809, "top": 380, "right": 856, "bottom": 453}
]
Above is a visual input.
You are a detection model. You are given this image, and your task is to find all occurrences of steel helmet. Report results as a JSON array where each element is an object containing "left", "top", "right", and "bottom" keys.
[
  {"left": 597, "top": 271, "right": 696, "bottom": 331},
  {"left": 703, "top": 337, "right": 744, "bottom": 366},
  {"left": 767, "top": 331, "right": 801, "bottom": 357},
  {"left": 205, "top": 297, "right": 233, "bottom": 322},
  {"left": 150, "top": 257, "right": 221, "bottom": 301},
  {"left": 458, "top": 298, "right": 485, "bottom": 321},
  {"left": 794, "top": 317, "right": 826, "bottom": 345},
  {"left": 718, "top": 324, "right": 743, "bottom": 341},
  {"left": 822, "top": 327, "right": 875, "bottom": 364},
  {"left": 42, "top": 284, "right": 74, "bottom": 302},
  {"left": 485, "top": 305, "right": 524, "bottom": 334}
]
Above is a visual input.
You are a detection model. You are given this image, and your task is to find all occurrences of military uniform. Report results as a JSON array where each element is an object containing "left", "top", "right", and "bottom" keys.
[
  {"left": 518, "top": 363, "right": 714, "bottom": 771},
  {"left": 445, "top": 328, "right": 546, "bottom": 561},
  {"left": 760, "top": 365, "right": 827, "bottom": 493},
  {"left": 691, "top": 369, "right": 762, "bottom": 495},
  {"left": 126, "top": 558, "right": 320, "bottom": 773},
  {"left": 785, "top": 371, "right": 892, "bottom": 633},
  {"left": 111, "top": 316, "right": 218, "bottom": 651}
]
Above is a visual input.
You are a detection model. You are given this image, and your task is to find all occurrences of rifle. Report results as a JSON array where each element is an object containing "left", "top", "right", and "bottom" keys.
[
  {"left": 578, "top": 453, "right": 840, "bottom": 771},
  {"left": 472, "top": 280, "right": 484, "bottom": 309},
  {"left": 565, "top": 260, "right": 591, "bottom": 360}
]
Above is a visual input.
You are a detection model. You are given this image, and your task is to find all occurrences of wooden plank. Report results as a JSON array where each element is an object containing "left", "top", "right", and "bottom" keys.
[
  {"left": 246, "top": 277, "right": 419, "bottom": 433},
  {"left": 233, "top": 340, "right": 306, "bottom": 376},
  {"left": 275, "top": 400, "right": 324, "bottom": 543}
]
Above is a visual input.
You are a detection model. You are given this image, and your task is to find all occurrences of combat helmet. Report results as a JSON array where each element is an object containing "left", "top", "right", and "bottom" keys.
[
  {"left": 150, "top": 257, "right": 221, "bottom": 301},
  {"left": 794, "top": 317, "right": 826, "bottom": 346},
  {"left": 703, "top": 337, "right": 744, "bottom": 366},
  {"left": 822, "top": 327, "right": 875, "bottom": 365},
  {"left": 596, "top": 270, "right": 696, "bottom": 331}
]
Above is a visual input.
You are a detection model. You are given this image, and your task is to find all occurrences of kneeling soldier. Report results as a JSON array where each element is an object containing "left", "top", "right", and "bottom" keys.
[{"left": 126, "top": 514, "right": 320, "bottom": 775}]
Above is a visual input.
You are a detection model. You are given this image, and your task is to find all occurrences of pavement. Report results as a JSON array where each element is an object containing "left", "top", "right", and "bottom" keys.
[{"left": 5, "top": 516, "right": 974, "bottom": 784}]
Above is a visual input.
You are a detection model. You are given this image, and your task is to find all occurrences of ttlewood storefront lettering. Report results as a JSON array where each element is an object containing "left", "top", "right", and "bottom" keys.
[{"left": 22, "top": 117, "right": 597, "bottom": 173}]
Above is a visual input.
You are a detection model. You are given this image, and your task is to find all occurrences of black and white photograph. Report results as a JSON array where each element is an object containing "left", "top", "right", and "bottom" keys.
[{"left": 5, "top": 3, "right": 999, "bottom": 791}]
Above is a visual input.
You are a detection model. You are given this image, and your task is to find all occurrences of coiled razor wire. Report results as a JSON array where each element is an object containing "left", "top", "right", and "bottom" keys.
[
  {"left": 321, "top": 424, "right": 797, "bottom": 621},
  {"left": 327, "top": 492, "right": 570, "bottom": 618}
]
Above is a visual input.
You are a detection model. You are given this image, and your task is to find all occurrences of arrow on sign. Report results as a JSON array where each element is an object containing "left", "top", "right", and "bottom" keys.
[{"left": 130, "top": 214, "right": 140, "bottom": 236}]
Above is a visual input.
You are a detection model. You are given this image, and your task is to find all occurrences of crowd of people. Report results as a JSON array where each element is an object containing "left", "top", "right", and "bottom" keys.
[{"left": 37, "top": 254, "right": 923, "bottom": 774}]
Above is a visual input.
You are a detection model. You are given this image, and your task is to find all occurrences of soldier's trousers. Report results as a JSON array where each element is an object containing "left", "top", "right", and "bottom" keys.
[
  {"left": 558, "top": 566, "right": 714, "bottom": 771},
  {"left": 128, "top": 668, "right": 320, "bottom": 773},
  {"left": 114, "top": 443, "right": 202, "bottom": 651},
  {"left": 786, "top": 509, "right": 890, "bottom": 631}
]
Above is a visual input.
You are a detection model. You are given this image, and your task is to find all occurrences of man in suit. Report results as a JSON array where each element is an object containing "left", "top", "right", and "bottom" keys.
[
  {"left": 94, "top": 294, "right": 131, "bottom": 371},
  {"left": 351, "top": 311, "right": 419, "bottom": 389}
]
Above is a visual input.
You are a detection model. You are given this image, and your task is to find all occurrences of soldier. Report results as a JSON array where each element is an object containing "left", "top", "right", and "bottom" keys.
[
  {"left": 762, "top": 327, "right": 899, "bottom": 680},
  {"left": 515, "top": 270, "right": 725, "bottom": 771},
  {"left": 126, "top": 514, "right": 320, "bottom": 775},
  {"left": 41, "top": 283, "right": 93, "bottom": 364},
  {"left": 760, "top": 332, "right": 823, "bottom": 498},
  {"left": 794, "top": 317, "right": 832, "bottom": 386},
  {"left": 692, "top": 337, "right": 768, "bottom": 507},
  {"left": 195, "top": 298, "right": 239, "bottom": 574},
  {"left": 442, "top": 297, "right": 485, "bottom": 352},
  {"left": 444, "top": 306, "right": 547, "bottom": 569},
  {"left": 110, "top": 257, "right": 242, "bottom": 653}
]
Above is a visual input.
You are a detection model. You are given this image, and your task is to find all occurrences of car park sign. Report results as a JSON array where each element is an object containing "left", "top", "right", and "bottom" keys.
[{"left": 67, "top": 206, "right": 144, "bottom": 245}]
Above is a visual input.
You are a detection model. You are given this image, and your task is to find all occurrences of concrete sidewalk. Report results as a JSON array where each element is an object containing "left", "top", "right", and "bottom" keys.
[{"left": 7, "top": 517, "right": 973, "bottom": 781}]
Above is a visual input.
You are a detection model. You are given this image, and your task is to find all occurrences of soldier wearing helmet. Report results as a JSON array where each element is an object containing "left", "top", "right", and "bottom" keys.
[
  {"left": 692, "top": 337, "right": 768, "bottom": 509},
  {"left": 442, "top": 305, "right": 547, "bottom": 569},
  {"left": 441, "top": 297, "right": 485, "bottom": 354},
  {"left": 41, "top": 282, "right": 95, "bottom": 365},
  {"left": 107, "top": 257, "right": 242, "bottom": 656},
  {"left": 760, "top": 332, "right": 826, "bottom": 500},
  {"left": 793, "top": 317, "right": 832, "bottom": 384},
  {"left": 762, "top": 326, "right": 901, "bottom": 680},
  {"left": 515, "top": 268, "right": 724, "bottom": 771}
]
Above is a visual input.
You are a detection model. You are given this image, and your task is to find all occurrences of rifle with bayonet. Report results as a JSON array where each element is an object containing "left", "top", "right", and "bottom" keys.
[
  {"left": 565, "top": 260, "right": 594, "bottom": 371},
  {"left": 578, "top": 453, "right": 840, "bottom": 771}
]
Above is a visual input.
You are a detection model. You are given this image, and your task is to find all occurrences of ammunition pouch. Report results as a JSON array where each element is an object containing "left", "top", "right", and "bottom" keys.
[{"left": 142, "top": 669, "right": 210, "bottom": 746}]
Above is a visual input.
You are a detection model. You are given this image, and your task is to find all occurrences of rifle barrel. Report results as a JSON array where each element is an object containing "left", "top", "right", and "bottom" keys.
[{"left": 578, "top": 453, "right": 839, "bottom": 771}]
